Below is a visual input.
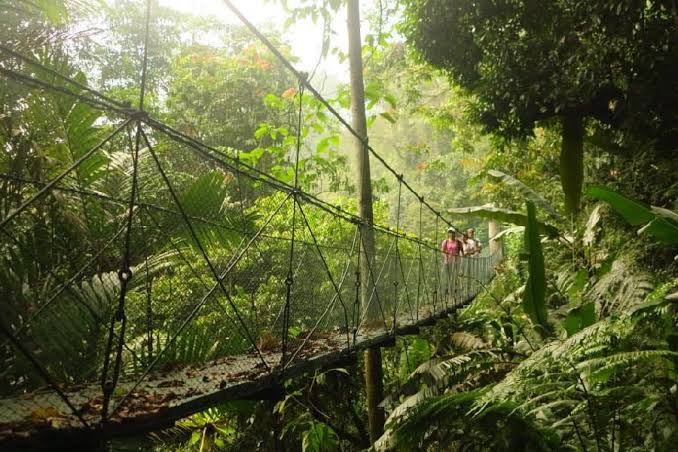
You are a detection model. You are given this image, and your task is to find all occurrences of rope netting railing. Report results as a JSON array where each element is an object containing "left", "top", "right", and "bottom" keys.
[{"left": 0, "top": 0, "right": 502, "bottom": 442}]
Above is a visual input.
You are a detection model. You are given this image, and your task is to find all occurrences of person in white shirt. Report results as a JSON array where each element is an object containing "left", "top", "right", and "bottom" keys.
[{"left": 466, "top": 228, "right": 482, "bottom": 255}]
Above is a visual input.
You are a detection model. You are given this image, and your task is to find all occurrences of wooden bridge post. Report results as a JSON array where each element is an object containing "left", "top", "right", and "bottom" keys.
[
  {"left": 489, "top": 218, "right": 502, "bottom": 255},
  {"left": 347, "top": 0, "right": 385, "bottom": 444}
]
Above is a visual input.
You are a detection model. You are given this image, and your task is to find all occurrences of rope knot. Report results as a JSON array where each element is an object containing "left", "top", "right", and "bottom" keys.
[
  {"left": 114, "top": 308, "right": 126, "bottom": 322},
  {"left": 285, "top": 275, "right": 294, "bottom": 287},
  {"left": 118, "top": 268, "right": 133, "bottom": 282},
  {"left": 127, "top": 109, "right": 148, "bottom": 121},
  {"left": 103, "top": 380, "right": 115, "bottom": 393}
]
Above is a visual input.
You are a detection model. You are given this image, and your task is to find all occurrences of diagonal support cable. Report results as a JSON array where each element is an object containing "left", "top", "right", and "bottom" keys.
[
  {"left": 296, "top": 201, "right": 352, "bottom": 350},
  {"left": 142, "top": 206, "right": 242, "bottom": 331},
  {"left": 140, "top": 129, "right": 268, "bottom": 369},
  {"left": 357, "top": 233, "right": 392, "bottom": 330},
  {"left": 0, "top": 44, "right": 129, "bottom": 109},
  {"left": 284, "top": 227, "right": 359, "bottom": 366},
  {"left": 0, "top": 319, "right": 90, "bottom": 428},
  {"left": 109, "top": 188, "right": 292, "bottom": 418}
]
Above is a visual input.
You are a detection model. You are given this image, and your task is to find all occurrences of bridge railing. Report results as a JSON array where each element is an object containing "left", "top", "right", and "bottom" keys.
[{"left": 0, "top": 0, "right": 503, "bottom": 440}]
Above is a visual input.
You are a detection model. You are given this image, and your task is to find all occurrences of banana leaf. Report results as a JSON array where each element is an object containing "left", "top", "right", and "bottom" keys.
[
  {"left": 447, "top": 204, "right": 559, "bottom": 238},
  {"left": 587, "top": 186, "right": 678, "bottom": 245},
  {"left": 486, "top": 170, "right": 565, "bottom": 224}
]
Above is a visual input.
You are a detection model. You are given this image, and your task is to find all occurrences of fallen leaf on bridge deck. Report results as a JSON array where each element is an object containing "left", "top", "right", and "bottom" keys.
[
  {"left": 29, "top": 407, "right": 63, "bottom": 421},
  {"left": 156, "top": 379, "right": 185, "bottom": 388}
]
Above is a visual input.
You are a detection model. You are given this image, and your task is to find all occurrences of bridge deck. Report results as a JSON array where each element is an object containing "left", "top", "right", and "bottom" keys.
[{"left": 0, "top": 300, "right": 468, "bottom": 449}]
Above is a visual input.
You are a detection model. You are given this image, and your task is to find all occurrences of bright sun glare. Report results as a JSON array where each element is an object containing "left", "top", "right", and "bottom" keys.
[{"left": 158, "top": 0, "right": 365, "bottom": 86}]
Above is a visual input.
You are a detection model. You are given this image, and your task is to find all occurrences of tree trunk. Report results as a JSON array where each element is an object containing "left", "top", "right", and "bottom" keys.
[
  {"left": 560, "top": 113, "right": 584, "bottom": 214},
  {"left": 364, "top": 347, "right": 385, "bottom": 442},
  {"left": 347, "top": 0, "right": 376, "bottom": 315},
  {"left": 347, "top": 0, "right": 384, "bottom": 444}
]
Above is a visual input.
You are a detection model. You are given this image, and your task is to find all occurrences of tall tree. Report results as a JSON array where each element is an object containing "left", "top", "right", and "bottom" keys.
[
  {"left": 403, "top": 0, "right": 678, "bottom": 212},
  {"left": 347, "top": 0, "right": 385, "bottom": 443}
]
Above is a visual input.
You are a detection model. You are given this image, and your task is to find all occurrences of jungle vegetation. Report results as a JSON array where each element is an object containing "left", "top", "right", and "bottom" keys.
[{"left": 1, "top": 0, "right": 676, "bottom": 451}]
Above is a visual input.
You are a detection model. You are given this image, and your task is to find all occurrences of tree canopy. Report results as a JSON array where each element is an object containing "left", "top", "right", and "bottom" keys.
[{"left": 403, "top": 0, "right": 678, "bottom": 211}]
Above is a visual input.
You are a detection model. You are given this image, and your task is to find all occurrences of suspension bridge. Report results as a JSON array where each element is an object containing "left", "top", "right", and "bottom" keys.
[{"left": 0, "top": 1, "right": 501, "bottom": 448}]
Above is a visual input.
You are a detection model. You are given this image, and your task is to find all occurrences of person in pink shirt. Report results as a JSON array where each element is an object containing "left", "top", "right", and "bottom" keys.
[{"left": 441, "top": 227, "right": 464, "bottom": 264}]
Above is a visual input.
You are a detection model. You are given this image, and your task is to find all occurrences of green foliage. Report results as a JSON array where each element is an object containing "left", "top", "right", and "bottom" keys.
[
  {"left": 588, "top": 185, "right": 678, "bottom": 246},
  {"left": 402, "top": 0, "right": 678, "bottom": 148},
  {"left": 585, "top": 255, "right": 655, "bottom": 317},
  {"left": 563, "top": 302, "right": 595, "bottom": 337},
  {"left": 165, "top": 41, "right": 294, "bottom": 150},
  {"left": 301, "top": 421, "right": 339, "bottom": 452},
  {"left": 403, "top": 0, "right": 678, "bottom": 213},
  {"left": 486, "top": 170, "right": 564, "bottom": 224},
  {"left": 3, "top": 2, "right": 677, "bottom": 451}
]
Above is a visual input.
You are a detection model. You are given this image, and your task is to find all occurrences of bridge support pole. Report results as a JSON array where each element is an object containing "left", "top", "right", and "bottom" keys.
[
  {"left": 489, "top": 218, "right": 502, "bottom": 255},
  {"left": 347, "top": 0, "right": 385, "bottom": 444}
]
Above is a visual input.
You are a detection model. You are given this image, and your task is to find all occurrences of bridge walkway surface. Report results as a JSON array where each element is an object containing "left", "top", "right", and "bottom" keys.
[{"left": 0, "top": 274, "right": 498, "bottom": 448}]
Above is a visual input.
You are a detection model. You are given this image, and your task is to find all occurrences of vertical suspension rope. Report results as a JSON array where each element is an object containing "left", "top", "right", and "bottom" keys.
[
  {"left": 100, "top": 0, "right": 152, "bottom": 422},
  {"left": 100, "top": 121, "right": 141, "bottom": 421},
  {"left": 145, "top": 253, "right": 153, "bottom": 362},
  {"left": 281, "top": 74, "right": 306, "bottom": 370},
  {"left": 392, "top": 178, "right": 402, "bottom": 333}
]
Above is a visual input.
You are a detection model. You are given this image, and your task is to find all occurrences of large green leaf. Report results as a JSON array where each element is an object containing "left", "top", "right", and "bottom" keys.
[
  {"left": 35, "top": 0, "right": 69, "bottom": 24},
  {"left": 486, "top": 170, "right": 564, "bottom": 223},
  {"left": 447, "top": 204, "right": 559, "bottom": 238},
  {"left": 180, "top": 171, "right": 230, "bottom": 219},
  {"left": 522, "top": 201, "right": 550, "bottom": 336},
  {"left": 489, "top": 225, "right": 524, "bottom": 242},
  {"left": 302, "top": 422, "right": 339, "bottom": 452},
  {"left": 175, "top": 171, "right": 242, "bottom": 250},
  {"left": 587, "top": 186, "right": 678, "bottom": 245},
  {"left": 563, "top": 302, "right": 595, "bottom": 337}
]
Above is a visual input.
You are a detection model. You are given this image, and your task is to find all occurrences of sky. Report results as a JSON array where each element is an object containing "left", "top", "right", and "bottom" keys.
[{"left": 158, "top": 0, "right": 373, "bottom": 88}]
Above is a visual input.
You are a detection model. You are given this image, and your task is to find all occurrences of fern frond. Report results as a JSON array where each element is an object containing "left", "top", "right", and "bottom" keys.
[
  {"left": 587, "top": 256, "right": 654, "bottom": 316},
  {"left": 449, "top": 331, "right": 487, "bottom": 350}
]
